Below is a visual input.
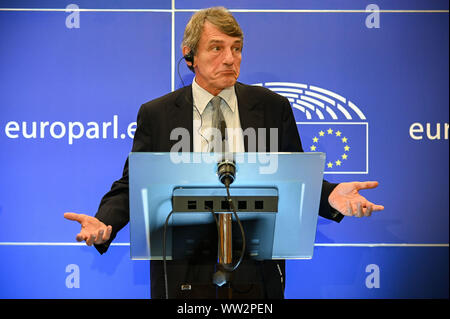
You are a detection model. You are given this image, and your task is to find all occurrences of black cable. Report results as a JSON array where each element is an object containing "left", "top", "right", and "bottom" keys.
[
  {"left": 209, "top": 185, "right": 246, "bottom": 273},
  {"left": 178, "top": 54, "right": 211, "bottom": 151},
  {"left": 162, "top": 210, "right": 174, "bottom": 300},
  {"left": 177, "top": 56, "right": 186, "bottom": 88},
  {"left": 210, "top": 210, "right": 219, "bottom": 232},
  {"left": 276, "top": 262, "right": 285, "bottom": 298}
]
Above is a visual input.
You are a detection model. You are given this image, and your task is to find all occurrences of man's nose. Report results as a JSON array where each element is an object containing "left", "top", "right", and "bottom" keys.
[{"left": 222, "top": 48, "right": 234, "bottom": 65}]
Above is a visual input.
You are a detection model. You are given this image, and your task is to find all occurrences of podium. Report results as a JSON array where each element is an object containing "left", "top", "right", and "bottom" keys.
[{"left": 128, "top": 152, "right": 325, "bottom": 297}]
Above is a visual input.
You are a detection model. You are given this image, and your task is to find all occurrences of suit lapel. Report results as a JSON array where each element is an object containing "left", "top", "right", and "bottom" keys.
[
  {"left": 170, "top": 85, "right": 194, "bottom": 152},
  {"left": 235, "top": 82, "right": 265, "bottom": 151}
]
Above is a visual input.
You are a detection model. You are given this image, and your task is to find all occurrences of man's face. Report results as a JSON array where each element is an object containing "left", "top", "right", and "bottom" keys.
[{"left": 192, "top": 21, "right": 242, "bottom": 95}]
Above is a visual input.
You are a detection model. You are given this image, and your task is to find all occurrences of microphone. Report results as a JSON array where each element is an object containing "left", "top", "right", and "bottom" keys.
[{"left": 217, "top": 120, "right": 236, "bottom": 187}]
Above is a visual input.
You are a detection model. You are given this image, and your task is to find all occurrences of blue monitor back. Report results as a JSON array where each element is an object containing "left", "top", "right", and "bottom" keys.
[{"left": 129, "top": 152, "right": 325, "bottom": 260}]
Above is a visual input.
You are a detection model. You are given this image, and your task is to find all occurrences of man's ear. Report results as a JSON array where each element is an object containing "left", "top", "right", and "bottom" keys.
[
  {"left": 182, "top": 47, "right": 193, "bottom": 66},
  {"left": 182, "top": 46, "right": 195, "bottom": 72},
  {"left": 182, "top": 46, "right": 190, "bottom": 57}
]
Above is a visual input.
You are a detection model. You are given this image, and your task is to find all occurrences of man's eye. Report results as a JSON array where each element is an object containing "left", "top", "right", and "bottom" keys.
[{"left": 212, "top": 46, "right": 220, "bottom": 51}]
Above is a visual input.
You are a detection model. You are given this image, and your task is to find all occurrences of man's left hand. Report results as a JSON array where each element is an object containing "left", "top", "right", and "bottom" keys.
[{"left": 328, "top": 181, "right": 384, "bottom": 217}]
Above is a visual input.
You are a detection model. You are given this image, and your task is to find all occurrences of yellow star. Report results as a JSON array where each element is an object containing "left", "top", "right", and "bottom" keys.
[
  {"left": 335, "top": 130, "right": 342, "bottom": 137},
  {"left": 310, "top": 145, "right": 317, "bottom": 151},
  {"left": 342, "top": 153, "right": 348, "bottom": 160},
  {"left": 344, "top": 145, "right": 350, "bottom": 151},
  {"left": 327, "top": 128, "right": 333, "bottom": 135},
  {"left": 335, "top": 160, "right": 342, "bottom": 166},
  {"left": 327, "top": 162, "right": 333, "bottom": 168},
  {"left": 342, "top": 137, "right": 348, "bottom": 143},
  {"left": 319, "top": 130, "right": 325, "bottom": 137},
  {"left": 313, "top": 137, "right": 319, "bottom": 143}
]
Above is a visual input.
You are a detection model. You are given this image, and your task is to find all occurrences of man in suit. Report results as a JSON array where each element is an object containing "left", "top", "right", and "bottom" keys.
[{"left": 64, "top": 7, "right": 384, "bottom": 298}]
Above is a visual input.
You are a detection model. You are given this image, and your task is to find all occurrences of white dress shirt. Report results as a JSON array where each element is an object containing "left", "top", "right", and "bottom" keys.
[{"left": 192, "top": 78, "right": 245, "bottom": 153}]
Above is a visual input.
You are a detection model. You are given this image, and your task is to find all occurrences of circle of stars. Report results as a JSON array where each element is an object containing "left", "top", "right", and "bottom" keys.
[{"left": 309, "top": 128, "right": 350, "bottom": 169}]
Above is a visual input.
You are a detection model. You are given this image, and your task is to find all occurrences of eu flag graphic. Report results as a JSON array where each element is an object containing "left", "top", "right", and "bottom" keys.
[
  {"left": 298, "top": 122, "right": 368, "bottom": 174},
  {"left": 257, "top": 82, "right": 369, "bottom": 174}
]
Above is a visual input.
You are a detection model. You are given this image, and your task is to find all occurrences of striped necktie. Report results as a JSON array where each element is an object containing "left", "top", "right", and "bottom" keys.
[{"left": 209, "top": 96, "right": 226, "bottom": 152}]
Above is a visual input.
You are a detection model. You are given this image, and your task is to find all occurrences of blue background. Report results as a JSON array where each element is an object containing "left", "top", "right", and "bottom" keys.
[{"left": 0, "top": 0, "right": 448, "bottom": 298}]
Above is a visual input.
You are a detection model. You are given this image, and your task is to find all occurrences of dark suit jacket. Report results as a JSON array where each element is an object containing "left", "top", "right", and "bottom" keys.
[{"left": 94, "top": 82, "right": 344, "bottom": 297}]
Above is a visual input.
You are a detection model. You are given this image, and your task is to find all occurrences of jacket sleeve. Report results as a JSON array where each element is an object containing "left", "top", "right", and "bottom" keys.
[
  {"left": 94, "top": 104, "right": 152, "bottom": 254},
  {"left": 280, "top": 97, "right": 344, "bottom": 223}
]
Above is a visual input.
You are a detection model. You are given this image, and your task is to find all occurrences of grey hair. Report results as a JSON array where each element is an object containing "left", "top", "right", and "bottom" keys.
[{"left": 181, "top": 6, "right": 244, "bottom": 54}]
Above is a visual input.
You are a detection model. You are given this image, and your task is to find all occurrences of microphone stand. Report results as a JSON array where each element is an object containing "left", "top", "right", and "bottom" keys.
[
  {"left": 217, "top": 211, "right": 233, "bottom": 298},
  {"left": 213, "top": 120, "right": 235, "bottom": 298},
  {"left": 212, "top": 119, "right": 246, "bottom": 298}
]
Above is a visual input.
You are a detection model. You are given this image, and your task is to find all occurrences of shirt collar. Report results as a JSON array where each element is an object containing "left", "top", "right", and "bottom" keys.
[{"left": 192, "top": 77, "right": 237, "bottom": 115}]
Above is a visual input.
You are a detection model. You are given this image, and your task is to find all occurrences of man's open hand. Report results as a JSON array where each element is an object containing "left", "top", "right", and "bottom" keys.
[
  {"left": 64, "top": 213, "right": 112, "bottom": 246},
  {"left": 328, "top": 181, "right": 384, "bottom": 217}
]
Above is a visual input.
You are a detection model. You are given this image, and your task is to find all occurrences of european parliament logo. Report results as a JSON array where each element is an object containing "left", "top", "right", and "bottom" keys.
[{"left": 257, "top": 82, "right": 368, "bottom": 174}]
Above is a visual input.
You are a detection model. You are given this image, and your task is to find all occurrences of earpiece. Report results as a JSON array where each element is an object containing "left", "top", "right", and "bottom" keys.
[{"left": 184, "top": 50, "right": 195, "bottom": 72}]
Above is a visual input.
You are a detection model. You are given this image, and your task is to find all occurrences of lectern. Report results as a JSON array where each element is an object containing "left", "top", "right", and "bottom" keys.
[{"left": 129, "top": 152, "right": 325, "bottom": 298}]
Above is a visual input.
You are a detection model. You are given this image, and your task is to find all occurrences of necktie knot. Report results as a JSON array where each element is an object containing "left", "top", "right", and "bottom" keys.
[
  {"left": 210, "top": 96, "right": 225, "bottom": 129},
  {"left": 210, "top": 96, "right": 222, "bottom": 110}
]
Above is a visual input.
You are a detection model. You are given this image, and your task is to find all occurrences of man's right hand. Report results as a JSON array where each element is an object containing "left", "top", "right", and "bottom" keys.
[{"left": 64, "top": 212, "right": 112, "bottom": 246}]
